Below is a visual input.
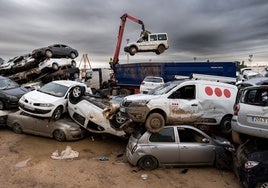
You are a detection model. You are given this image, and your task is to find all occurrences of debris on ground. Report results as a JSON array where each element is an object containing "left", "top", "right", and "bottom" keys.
[
  {"left": 51, "top": 146, "right": 79, "bottom": 160},
  {"left": 15, "top": 158, "right": 31, "bottom": 168}
]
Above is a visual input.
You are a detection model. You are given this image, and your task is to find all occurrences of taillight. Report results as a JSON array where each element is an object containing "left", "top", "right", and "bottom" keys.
[
  {"left": 141, "top": 81, "right": 145, "bottom": 85},
  {"left": 131, "top": 144, "right": 138, "bottom": 154},
  {"left": 234, "top": 104, "right": 240, "bottom": 115}
]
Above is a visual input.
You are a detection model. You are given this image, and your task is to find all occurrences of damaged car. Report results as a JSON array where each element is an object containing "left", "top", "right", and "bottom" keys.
[
  {"left": 233, "top": 139, "right": 268, "bottom": 188},
  {"left": 126, "top": 125, "right": 234, "bottom": 170},
  {"left": 67, "top": 85, "right": 127, "bottom": 137},
  {"left": 117, "top": 76, "right": 237, "bottom": 134},
  {"left": 39, "top": 58, "right": 76, "bottom": 73},
  {"left": 7, "top": 110, "right": 85, "bottom": 141},
  {"left": 19, "top": 80, "right": 90, "bottom": 121}
]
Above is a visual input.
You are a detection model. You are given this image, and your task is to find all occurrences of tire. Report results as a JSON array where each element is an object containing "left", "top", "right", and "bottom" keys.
[
  {"left": 52, "top": 106, "right": 63, "bottom": 121},
  {"left": 145, "top": 113, "right": 165, "bottom": 133},
  {"left": 116, "top": 112, "right": 127, "bottom": 125},
  {"left": 138, "top": 155, "right": 158, "bottom": 170},
  {"left": 52, "top": 63, "right": 59, "bottom": 70},
  {"left": 71, "top": 60, "right": 76, "bottom": 67},
  {"left": 69, "top": 86, "right": 85, "bottom": 104},
  {"left": 256, "top": 182, "right": 268, "bottom": 188},
  {"left": 232, "top": 130, "right": 242, "bottom": 144},
  {"left": 129, "top": 46, "right": 137, "bottom": 56},
  {"left": 0, "top": 100, "right": 5, "bottom": 110},
  {"left": 156, "top": 45, "right": 165, "bottom": 54},
  {"left": 53, "top": 129, "right": 66, "bottom": 142},
  {"left": 70, "top": 52, "right": 76, "bottom": 59},
  {"left": 73, "top": 73, "right": 79, "bottom": 79},
  {"left": 45, "top": 50, "right": 53, "bottom": 58},
  {"left": 220, "top": 116, "right": 232, "bottom": 134},
  {"left": 12, "top": 122, "right": 23, "bottom": 134}
]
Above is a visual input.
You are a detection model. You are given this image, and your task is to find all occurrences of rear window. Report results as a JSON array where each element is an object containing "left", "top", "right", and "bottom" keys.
[
  {"left": 241, "top": 88, "right": 268, "bottom": 106},
  {"left": 158, "top": 34, "right": 167, "bottom": 40},
  {"left": 144, "top": 77, "right": 163, "bottom": 83},
  {"left": 149, "top": 127, "right": 175, "bottom": 142}
]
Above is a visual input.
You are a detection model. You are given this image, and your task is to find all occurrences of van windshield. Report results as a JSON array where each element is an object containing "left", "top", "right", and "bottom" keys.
[{"left": 148, "top": 81, "right": 182, "bottom": 95}]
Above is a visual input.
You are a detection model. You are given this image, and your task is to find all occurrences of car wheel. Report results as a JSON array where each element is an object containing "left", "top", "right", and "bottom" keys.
[
  {"left": 145, "top": 113, "right": 165, "bottom": 133},
  {"left": 129, "top": 47, "right": 137, "bottom": 56},
  {"left": 138, "top": 155, "right": 158, "bottom": 170},
  {"left": 53, "top": 129, "right": 66, "bottom": 142},
  {"left": 220, "top": 115, "right": 232, "bottom": 134},
  {"left": 115, "top": 112, "right": 127, "bottom": 125},
  {"left": 71, "top": 60, "right": 76, "bottom": 67},
  {"left": 0, "top": 100, "right": 5, "bottom": 110},
  {"left": 52, "top": 63, "right": 59, "bottom": 70},
  {"left": 12, "top": 122, "right": 23, "bottom": 134},
  {"left": 231, "top": 130, "right": 242, "bottom": 144},
  {"left": 52, "top": 106, "right": 63, "bottom": 121},
  {"left": 156, "top": 45, "right": 165, "bottom": 54},
  {"left": 70, "top": 52, "right": 76, "bottom": 59},
  {"left": 69, "top": 86, "right": 85, "bottom": 104},
  {"left": 74, "top": 73, "right": 79, "bottom": 79},
  {"left": 45, "top": 50, "right": 53, "bottom": 58},
  {"left": 256, "top": 182, "right": 268, "bottom": 188}
]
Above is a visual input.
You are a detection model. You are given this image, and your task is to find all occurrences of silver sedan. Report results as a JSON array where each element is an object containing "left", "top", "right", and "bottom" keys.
[
  {"left": 126, "top": 125, "right": 234, "bottom": 170},
  {"left": 7, "top": 110, "right": 85, "bottom": 141}
]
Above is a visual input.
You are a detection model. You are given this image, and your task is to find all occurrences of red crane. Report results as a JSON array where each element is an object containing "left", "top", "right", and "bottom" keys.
[{"left": 112, "top": 13, "right": 146, "bottom": 66}]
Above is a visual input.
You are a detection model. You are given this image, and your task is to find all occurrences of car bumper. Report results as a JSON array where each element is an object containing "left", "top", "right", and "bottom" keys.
[
  {"left": 231, "top": 117, "right": 268, "bottom": 139},
  {"left": 66, "top": 129, "right": 85, "bottom": 141},
  {"left": 125, "top": 147, "right": 140, "bottom": 166},
  {"left": 19, "top": 102, "right": 52, "bottom": 117}
]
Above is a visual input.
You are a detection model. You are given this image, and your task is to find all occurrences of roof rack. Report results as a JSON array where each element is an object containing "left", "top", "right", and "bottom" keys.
[{"left": 190, "top": 73, "right": 236, "bottom": 83}]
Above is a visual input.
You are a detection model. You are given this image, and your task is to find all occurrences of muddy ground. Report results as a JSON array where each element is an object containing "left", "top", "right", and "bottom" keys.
[{"left": 0, "top": 127, "right": 241, "bottom": 188}]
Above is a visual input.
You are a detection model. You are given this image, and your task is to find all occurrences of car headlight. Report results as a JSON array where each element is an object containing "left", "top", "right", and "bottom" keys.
[
  {"left": 8, "top": 95, "right": 18, "bottom": 100},
  {"left": 39, "top": 103, "right": 54, "bottom": 107},
  {"left": 20, "top": 96, "right": 25, "bottom": 101},
  {"left": 244, "top": 161, "right": 259, "bottom": 169}
]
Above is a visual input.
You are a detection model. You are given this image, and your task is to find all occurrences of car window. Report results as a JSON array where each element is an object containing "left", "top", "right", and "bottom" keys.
[
  {"left": 242, "top": 88, "right": 268, "bottom": 106},
  {"left": 144, "top": 77, "right": 163, "bottom": 83},
  {"left": 54, "top": 44, "right": 60, "bottom": 48},
  {"left": 0, "top": 77, "right": 19, "bottom": 89},
  {"left": 38, "top": 82, "right": 69, "bottom": 97},
  {"left": 158, "top": 34, "right": 167, "bottom": 40},
  {"left": 178, "top": 128, "right": 205, "bottom": 143},
  {"left": 150, "top": 35, "right": 157, "bottom": 41},
  {"left": 149, "top": 127, "right": 175, "bottom": 142},
  {"left": 169, "top": 85, "right": 195, "bottom": 99}
]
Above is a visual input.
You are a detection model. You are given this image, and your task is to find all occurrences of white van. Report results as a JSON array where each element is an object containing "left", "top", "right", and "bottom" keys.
[
  {"left": 124, "top": 33, "right": 169, "bottom": 55},
  {"left": 117, "top": 75, "right": 237, "bottom": 133}
]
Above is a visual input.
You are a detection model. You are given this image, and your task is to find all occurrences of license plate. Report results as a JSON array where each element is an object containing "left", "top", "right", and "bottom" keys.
[{"left": 248, "top": 116, "right": 268, "bottom": 125}]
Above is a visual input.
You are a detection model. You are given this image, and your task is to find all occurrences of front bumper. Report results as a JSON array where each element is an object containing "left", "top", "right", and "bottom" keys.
[{"left": 19, "top": 102, "right": 52, "bottom": 117}]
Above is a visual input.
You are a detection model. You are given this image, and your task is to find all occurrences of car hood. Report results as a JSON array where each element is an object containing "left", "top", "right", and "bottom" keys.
[
  {"left": 24, "top": 90, "right": 61, "bottom": 103},
  {"left": 124, "top": 94, "right": 160, "bottom": 101},
  {"left": 2, "top": 87, "right": 28, "bottom": 97}
]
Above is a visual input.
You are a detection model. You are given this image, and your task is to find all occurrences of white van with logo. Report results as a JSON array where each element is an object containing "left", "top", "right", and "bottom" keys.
[{"left": 117, "top": 75, "right": 237, "bottom": 133}]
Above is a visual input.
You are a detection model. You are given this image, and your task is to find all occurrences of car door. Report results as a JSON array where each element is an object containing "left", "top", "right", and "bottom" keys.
[
  {"left": 52, "top": 44, "right": 62, "bottom": 56},
  {"left": 177, "top": 127, "right": 215, "bottom": 164},
  {"left": 32, "top": 118, "right": 52, "bottom": 137},
  {"left": 168, "top": 85, "right": 200, "bottom": 124},
  {"left": 147, "top": 127, "right": 179, "bottom": 164}
]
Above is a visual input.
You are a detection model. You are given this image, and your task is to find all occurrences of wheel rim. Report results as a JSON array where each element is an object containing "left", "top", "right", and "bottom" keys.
[
  {"left": 53, "top": 107, "right": 62, "bottom": 120},
  {"left": 46, "top": 50, "right": 52, "bottom": 57},
  {"left": 116, "top": 112, "right": 127, "bottom": 124},
  {"left": 73, "top": 87, "right": 81, "bottom": 98},
  {"left": 70, "top": 52, "right": 76, "bottom": 59},
  {"left": 140, "top": 156, "right": 157, "bottom": 170},
  {"left": 13, "top": 123, "right": 22, "bottom": 134},
  {"left": 158, "top": 46, "right": 165, "bottom": 53},
  {"left": 54, "top": 130, "right": 66, "bottom": 141}
]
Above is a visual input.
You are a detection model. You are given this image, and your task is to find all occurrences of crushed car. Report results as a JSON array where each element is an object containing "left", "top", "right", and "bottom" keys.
[
  {"left": 0, "top": 76, "right": 29, "bottom": 110},
  {"left": 126, "top": 125, "right": 234, "bottom": 170},
  {"left": 67, "top": 85, "right": 127, "bottom": 137},
  {"left": 116, "top": 74, "right": 237, "bottom": 134},
  {"left": 19, "top": 80, "right": 91, "bottom": 121},
  {"left": 233, "top": 139, "right": 268, "bottom": 188},
  {"left": 7, "top": 110, "right": 85, "bottom": 141}
]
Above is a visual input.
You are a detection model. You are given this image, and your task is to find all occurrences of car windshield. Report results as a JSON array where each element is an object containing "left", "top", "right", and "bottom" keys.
[
  {"left": 148, "top": 81, "right": 181, "bottom": 95},
  {"left": 0, "top": 78, "right": 19, "bottom": 90},
  {"left": 38, "top": 82, "right": 69, "bottom": 97}
]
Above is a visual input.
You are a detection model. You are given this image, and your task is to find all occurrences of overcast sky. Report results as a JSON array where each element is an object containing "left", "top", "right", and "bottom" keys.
[{"left": 1, "top": 0, "right": 268, "bottom": 68}]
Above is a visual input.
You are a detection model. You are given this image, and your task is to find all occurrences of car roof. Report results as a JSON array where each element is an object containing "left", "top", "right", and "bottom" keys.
[{"left": 240, "top": 77, "right": 268, "bottom": 86}]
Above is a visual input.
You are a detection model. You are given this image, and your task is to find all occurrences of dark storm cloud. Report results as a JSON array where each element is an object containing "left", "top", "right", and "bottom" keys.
[{"left": 0, "top": 0, "right": 268, "bottom": 65}]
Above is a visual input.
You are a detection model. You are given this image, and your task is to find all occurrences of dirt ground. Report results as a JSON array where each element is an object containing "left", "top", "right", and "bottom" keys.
[{"left": 0, "top": 127, "right": 242, "bottom": 188}]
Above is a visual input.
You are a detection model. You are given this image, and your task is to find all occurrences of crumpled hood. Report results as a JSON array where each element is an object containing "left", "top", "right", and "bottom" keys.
[
  {"left": 124, "top": 94, "right": 161, "bottom": 101},
  {"left": 24, "top": 90, "right": 61, "bottom": 103}
]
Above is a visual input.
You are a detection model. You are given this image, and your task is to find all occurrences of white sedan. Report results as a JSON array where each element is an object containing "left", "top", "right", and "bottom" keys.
[
  {"left": 140, "top": 76, "right": 164, "bottom": 94},
  {"left": 39, "top": 58, "right": 76, "bottom": 72},
  {"left": 19, "top": 80, "right": 91, "bottom": 120}
]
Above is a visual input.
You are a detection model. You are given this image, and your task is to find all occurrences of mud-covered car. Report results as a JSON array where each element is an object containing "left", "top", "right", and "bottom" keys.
[
  {"left": 32, "top": 44, "right": 79, "bottom": 59},
  {"left": 67, "top": 85, "right": 127, "bottom": 137},
  {"left": 19, "top": 80, "right": 89, "bottom": 120},
  {"left": 233, "top": 139, "right": 268, "bottom": 188},
  {"left": 39, "top": 58, "right": 76, "bottom": 72},
  {"left": 126, "top": 125, "right": 234, "bottom": 170},
  {"left": 11, "top": 53, "right": 37, "bottom": 73},
  {"left": 7, "top": 110, "right": 85, "bottom": 141},
  {"left": 0, "top": 76, "right": 29, "bottom": 110}
]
